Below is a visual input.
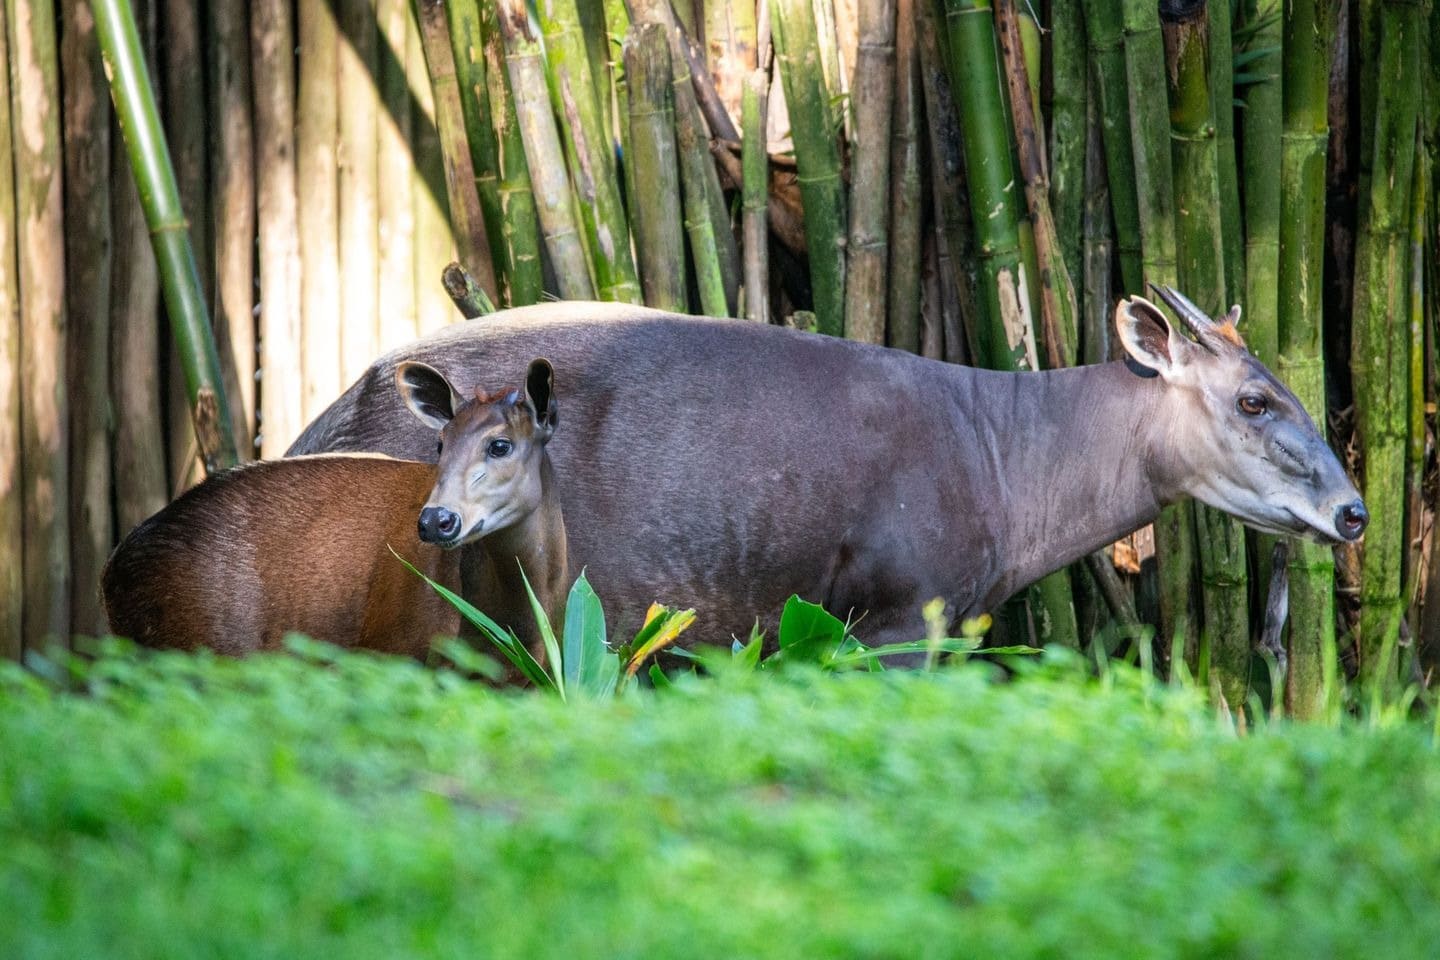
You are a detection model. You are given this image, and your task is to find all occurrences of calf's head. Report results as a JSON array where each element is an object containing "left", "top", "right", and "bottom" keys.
[
  {"left": 1116, "top": 286, "right": 1366, "bottom": 545},
  {"left": 395, "top": 358, "right": 557, "bottom": 548}
]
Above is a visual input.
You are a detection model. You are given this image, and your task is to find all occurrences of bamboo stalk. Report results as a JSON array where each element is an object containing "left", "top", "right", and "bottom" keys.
[
  {"left": 996, "top": 0, "right": 1078, "bottom": 369},
  {"left": 448, "top": 0, "right": 508, "bottom": 299},
  {"left": 9, "top": 0, "right": 71, "bottom": 647},
  {"left": 886, "top": 0, "right": 920, "bottom": 351},
  {"left": 61, "top": 0, "right": 113, "bottom": 637},
  {"left": 1078, "top": 0, "right": 1143, "bottom": 294},
  {"left": 772, "top": 0, "right": 846, "bottom": 335},
  {"left": 1049, "top": 0, "right": 1085, "bottom": 284},
  {"left": 704, "top": 0, "right": 757, "bottom": 126},
  {"left": 1208, "top": 0, "right": 1243, "bottom": 302},
  {"left": 211, "top": 0, "right": 256, "bottom": 451},
  {"left": 442, "top": 260, "right": 497, "bottom": 317},
  {"left": 1403, "top": 142, "right": 1425, "bottom": 628},
  {"left": 297, "top": 0, "right": 341, "bottom": 419},
  {"left": 495, "top": 0, "right": 594, "bottom": 299},
  {"left": 625, "top": 23, "right": 688, "bottom": 313},
  {"left": 916, "top": 0, "right": 981, "bottom": 364},
  {"left": 95, "top": 0, "right": 241, "bottom": 474},
  {"left": 376, "top": 0, "right": 417, "bottom": 349},
  {"left": 575, "top": 0, "right": 612, "bottom": 152},
  {"left": 410, "top": 0, "right": 458, "bottom": 335},
  {"left": 536, "top": 0, "right": 640, "bottom": 303},
  {"left": 673, "top": 48, "right": 729, "bottom": 317},
  {"left": 253, "top": 0, "right": 304, "bottom": 456},
  {"left": 482, "top": 0, "right": 543, "bottom": 306},
  {"left": 417, "top": 0, "right": 499, "bottom": 301},
  {"left": 1162, "top": 0, "right": 1250, "bottom": 707},
  {"left": 337, "top": 0, "right": 380, "bottom": 386},
  {"left": 1350, "top": 0, "right": 1422, "bottom": 690},
  {"left": 1081, "top": 79, "right": 1114, "bottom": 365},
  {"left": 742, "top": 69, "right": 769, "bottom": 322},
  {"left": 1276, "top": 0, "right": 1337, "bottom": 718},
  {"left": 0, "top": 0, "right": 20, "bottom": 656},
  {"left": 842, "top": 0, "right": 895, "bottom": 344}
]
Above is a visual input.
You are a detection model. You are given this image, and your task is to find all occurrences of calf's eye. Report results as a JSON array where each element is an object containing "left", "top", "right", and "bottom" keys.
[{"left": 1237, "top": 395, "right": 1267, "bottom": 417}]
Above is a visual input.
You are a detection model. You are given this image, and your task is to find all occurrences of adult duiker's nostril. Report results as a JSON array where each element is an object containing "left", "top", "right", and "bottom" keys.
[
  {"left": 1335, "top": 499, "right": 1369, "bottom": 541},
  {"left": 418, "top": 506, "right": 462, "bottom": 544}
]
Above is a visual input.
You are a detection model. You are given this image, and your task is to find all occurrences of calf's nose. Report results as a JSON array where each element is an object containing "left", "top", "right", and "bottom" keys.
[
  {"left": 418, "top": 506, "right": 463, "bottom": 544},
  {"left": 1334, "top": 499, "right": 1368, "bottom": 541}
]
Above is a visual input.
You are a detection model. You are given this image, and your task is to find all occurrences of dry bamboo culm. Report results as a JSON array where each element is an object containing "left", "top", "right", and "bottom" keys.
[{"left": 1, "top": 0, "right": 1436, "bottom": 721}]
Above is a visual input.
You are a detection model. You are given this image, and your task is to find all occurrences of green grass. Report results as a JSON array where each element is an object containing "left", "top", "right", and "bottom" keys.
[{"left": 3, "top": 644, "right": 1439, "bottom": 958}]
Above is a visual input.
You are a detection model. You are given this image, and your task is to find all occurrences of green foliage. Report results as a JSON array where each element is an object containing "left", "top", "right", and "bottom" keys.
[{"left": 4, "top": 646, "right": 1440, "bottom": 957}]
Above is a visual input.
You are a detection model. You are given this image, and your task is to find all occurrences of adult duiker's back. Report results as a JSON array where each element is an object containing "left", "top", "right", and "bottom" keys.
[{"left": 291, "top": 296, "right": 1362, "bottom": 647}]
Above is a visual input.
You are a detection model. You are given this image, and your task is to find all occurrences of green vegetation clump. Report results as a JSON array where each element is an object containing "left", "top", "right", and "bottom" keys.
[{"left": 2, "top": 646, "right": 1439, "bottom": 959}]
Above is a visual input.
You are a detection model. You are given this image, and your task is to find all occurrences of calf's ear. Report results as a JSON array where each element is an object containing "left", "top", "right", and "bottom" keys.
[
  {"left": 396, "top": 361, "right": 464, "bottom": 430},
  {"left": 524, "top": 359, "right": 557, "bottom": 443}
]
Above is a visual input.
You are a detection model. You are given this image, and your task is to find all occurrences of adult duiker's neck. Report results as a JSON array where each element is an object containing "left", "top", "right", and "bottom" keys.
[{"left": 957, "top": 360, "right": 1175, "bottom": 609}]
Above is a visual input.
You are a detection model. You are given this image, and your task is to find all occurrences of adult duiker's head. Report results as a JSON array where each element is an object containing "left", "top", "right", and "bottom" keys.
[
  {"left": 395, "top": 358, "right": 557, "bottom": 548},
  {"left": 1116, "top": 286, "right": 1366, "bottom": 544}
]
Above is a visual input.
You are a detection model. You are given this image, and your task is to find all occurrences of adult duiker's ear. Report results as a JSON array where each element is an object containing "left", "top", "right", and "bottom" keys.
[
  {"left": 1115, "top": 296, "right": 1192, "bottom": 378},
  {"left": 524, "top": 358, "right": 557, "bottom": 443},
  {"left": 396, "top": 361, "right": 464, "bottom": 430}
]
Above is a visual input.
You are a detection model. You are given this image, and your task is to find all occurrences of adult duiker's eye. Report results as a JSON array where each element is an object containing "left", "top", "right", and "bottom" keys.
[
  {"left": 487, "top": 438, "right": 513, "bottom": 458},
  {"left": 1237, "top": 395, "right": 1268, "bottom": 417}
]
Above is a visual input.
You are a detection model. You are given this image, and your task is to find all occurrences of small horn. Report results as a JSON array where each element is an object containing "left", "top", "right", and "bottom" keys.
[{"left": 1146, "top": 283, "right": 1241, "bottom": 353}]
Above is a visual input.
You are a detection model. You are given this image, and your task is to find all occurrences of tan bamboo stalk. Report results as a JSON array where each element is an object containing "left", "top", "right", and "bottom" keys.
[
  {"left": 742, "top": 69, "right": 769, "bottom": 323},
  {"left": 417, "top": 0, "right": 499, "bottom": 302},
  {"left": 252, "top": 0, "right": 303, "bottom": 456},
  {"left": 0, "top": 0, "right": 20, "bottom": 657},
  {"left": 626, "top": 24, "right": 688, "bottom": 313},
  {"left": 1350, "top": 0, "right": 1423, "bottom": 688},
  {"left": 61, "top": 0, "right": 113, "bottom": 636},
  {"left": 7, "top": 0, "right": 70, "bottom": 647},
  {"left": 211, "top": 0, "right": 256, "bottom": 450},
  {"left": 410, "top": 1, "right": 458, "bottom": 333},
  {"left": 377, "top": 0, "right": 417, "bottom": 346},
  {"left": 919, "top": 231, "right": 943, "bottom": 359},
  {"left": 704, "top": 0, "right": 757, "bottom": 126},
  {"left": 297, "top": 0, "right": 341, "bottom": 420},
  {"left": 772, "top": 0, "right": 846, "bottom": 334},
  {"left": 495, "top": 0, "right": 594, "bottom": 299},
  {"left": 886, "top": 0, "right": 920, "bottom": 352},
  {"left": 995, "top": 0, "right": 1078, "bottom": 368},
  {"left": 481, "top": 0, "right": 543, "bottom": 306},
  {"left": 843, "top": 0, "right": 896, "bottom": 345},
  {"left": 337, "top": 0, "right": 380, "bottom": 386},
  {"left": 1049, "top": 0, "right": 1086, "bottom": 283}
]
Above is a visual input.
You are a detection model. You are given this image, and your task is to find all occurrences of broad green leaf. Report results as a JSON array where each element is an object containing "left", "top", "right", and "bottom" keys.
[
  {"left": 392, "top": 549, "right": 555, "bottom": 692},
  {"left": 648, "top": 663, "right": 671, "bottom": 689},
  {"left": 518, "top": 563, "right": 565, "bottom": 700},
  {"left": 776, "top": 595, "right": 845, "bottom": 663},
  {"left": 563, "top": 571, "right": 614, "bottom": 697}
]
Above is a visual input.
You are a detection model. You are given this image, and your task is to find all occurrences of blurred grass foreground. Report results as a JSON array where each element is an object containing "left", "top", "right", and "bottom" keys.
[{"left": 3, "top": 645, "right": 1439, "bottom": 958}]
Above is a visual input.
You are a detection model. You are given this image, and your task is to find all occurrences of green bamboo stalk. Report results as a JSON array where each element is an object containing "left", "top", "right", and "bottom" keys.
[
  {"left": 417, "top": 0, "right": 499, "bottom": 301},
  {"left": 1208, "top": 0, "right": 1243, "bottom": 302},
  {"left": 1350, "top": 0, "right": 1422, "bottom": 691},
  {"left": 772, "top": 0, "right": 847, "bottom": 335},
  {"left": 94, "top": 0, "right": 240, "bottom": 475},
  {"left": 338, "top": 0, "right": 380, "bottom": 386},
  {"left": 941, "top": 0, "right": 1037, "bottom": 371},
  {"left": 742, "top": 68, "right": 769, "bottom": 323},
  {"left": 1049, "top": 0, "right": 1086, "bottom": 283},
  {"left": 495, "top": 0, "right": 594, "bottom": 300},
  {"left": 536, "top": 0, "right": 640, "bottom": 303},
  {"left": 11, "top": 0, "right": 71, "bottom": 649},
  {"left": 672, "top": 48, "right": 729, "bottom": 317},
  {"left": 296, "top": 0, "right": 341, "bottom": 420},
  {"left": 1122, "top": 0, "right": 1193, "bottom": 669},
  {"left": 1276, "top": 0, "right": 1337, "bottom": 718},
  {"left": 409, "top": 1, "right": 457, "bottom": 333},
  {"left": 996, "top": 0, "right": 1078, "bottom": 369},
  {"left": 1403, "top": 143, "right": 1425, "bottom": 628},
  {"left": 843, "top": 0, "right": 896, "bottom": 344},
  {"left": 1162, "top": 0, "right": 1250, "bottom": 708},
  {"left": 575, "top": 0, "right": 612, "bottom": 150},
  {"left": 448, "top": 0, "right": 510, "bottom": 300},
  {"left": 0, "top": 0, "right": 20, "bottom": 657},
  {"left": 1081, "top": 78, "right": 1114, "bottom": 365},
  {"left": 625, "top": 23, "right": 688, "bottom": 313},
  {"left": 1078, "top": 0, "right": 1143, "bottom": 294},
  {"left": 441, "top": 260, "right": 497, "bottom": 317},
  {"left": 253, "top": 0, "right": 304, "bottom": 456},
  {"left": 61, "top": 0, "right": 113, "bottom": 637},
  {"left": 377, "top": 0, "right": 418, "bottom": 347},
  {"left": 211, "top": 0, "right": 256, "bottom": 450},
  {"left": 481, "top": 0, "right": 543, "bottom": 306},
  {"left": 887, "top": 0, "right": 922, "bottom": 352}
]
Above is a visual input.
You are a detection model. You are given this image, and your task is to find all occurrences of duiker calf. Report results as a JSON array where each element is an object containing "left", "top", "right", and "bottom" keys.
[{"left": 103, "top": 360, "right": 563, "bottom": 659}]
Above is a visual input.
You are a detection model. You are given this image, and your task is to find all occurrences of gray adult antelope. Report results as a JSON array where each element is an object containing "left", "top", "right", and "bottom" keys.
[
  {"left": 103, "top": 360, "right": 565, "bottom": 659},
  {"left": 290, "top": 289, "right": 1365, "bottom": 649}
]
